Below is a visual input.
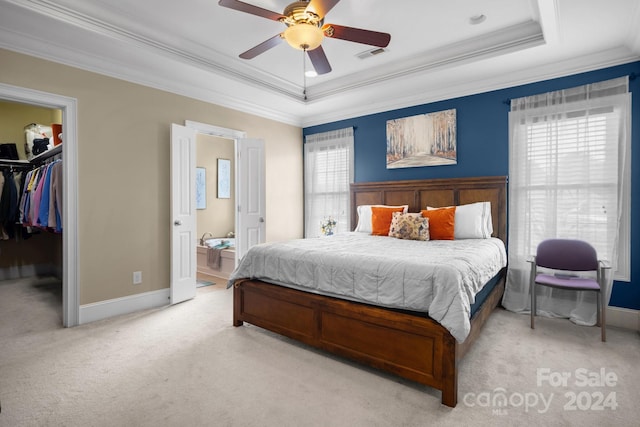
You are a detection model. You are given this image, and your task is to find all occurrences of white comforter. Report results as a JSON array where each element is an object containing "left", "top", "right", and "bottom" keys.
[{"left": 228, "top": 233, "right": 507, "bottom": 343}]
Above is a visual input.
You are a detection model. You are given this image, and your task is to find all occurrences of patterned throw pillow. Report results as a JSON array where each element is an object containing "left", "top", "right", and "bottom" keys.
[{"left": 388, "top": 212, "right": 430, "bottom": 241}]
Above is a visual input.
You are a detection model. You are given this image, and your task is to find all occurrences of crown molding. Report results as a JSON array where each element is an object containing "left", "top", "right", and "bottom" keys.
[
  {"left": 626, "top": 1, "right": 640, "bottom": 55},
  {"left": 301, "top": 47, "right": 640, "bottom": 127},
  {"left": 535, "top": 0, "right": 561, "bottom": 44},
  {"left": 2, "top": 0, "right": 638, "bottom": 129},
  {"left": 306, "top": 20, "right": 544, "bottom": 101},
  {"left": 0, "top": 24, "right": 305, "bottom": 126},
  {"left": 2, "top": 0, "right": 302, "bottom": 97},
  {"left": 1, "top": 0, "right": 547, "bottom": 107}
]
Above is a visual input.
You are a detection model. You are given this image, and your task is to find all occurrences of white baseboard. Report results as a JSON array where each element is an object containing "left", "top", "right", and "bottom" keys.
[
  {"left": 79, "top": 288, "right": 170, "bottom": 325},
  {"left": 606, "top": 306, "right": 640, "bottom": 331}
]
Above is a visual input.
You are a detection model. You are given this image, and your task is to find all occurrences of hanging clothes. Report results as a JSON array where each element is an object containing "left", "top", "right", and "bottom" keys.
[
  {"left": 0, "top": 168, "right": 22, "bottom": 239},
  {"left": 0, "top": 171, "right": 5, "bottom": 240},
  {"left": 48, "top": 161, "right": 62, "bottom": 232},
  {"left": 15, "top": 159, "right": 62, "bottom": 233}
]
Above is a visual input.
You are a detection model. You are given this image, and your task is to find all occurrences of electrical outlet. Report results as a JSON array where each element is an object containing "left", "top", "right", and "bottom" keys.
[{"left": 133, "top": 271, "right": 142, "bottom": 284}]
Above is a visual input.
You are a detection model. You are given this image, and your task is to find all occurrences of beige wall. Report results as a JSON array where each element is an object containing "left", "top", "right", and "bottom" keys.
[
  {"left": 0, "top": 48, "right": 303, "bottom": 305},
  {"left": 196, "top": 134, "right": 235, "bottom": 240}
]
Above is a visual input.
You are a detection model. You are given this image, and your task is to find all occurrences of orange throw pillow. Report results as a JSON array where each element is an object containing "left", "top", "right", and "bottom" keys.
[
  {"left": 421, "top": 207, "right": 456, "bottom": 240},
  {"left": 371, "top": 206, "right": 406, "bottom": 236}
]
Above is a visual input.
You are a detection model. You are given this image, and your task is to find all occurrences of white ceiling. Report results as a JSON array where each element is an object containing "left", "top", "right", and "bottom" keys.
[{"left": 1, "top": 0, "right": 639, "bottom": 127}]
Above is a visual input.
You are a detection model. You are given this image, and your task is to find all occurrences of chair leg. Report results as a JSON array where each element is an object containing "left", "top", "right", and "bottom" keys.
[
  {"left": 596, "top": 292, "right": 601, "bottom": 327},
  {"left": 600, "top": 291, "right": 606, "bottom": 342},
  {"left": 530, "top": 282, "right": 536, "bottom": 329}
]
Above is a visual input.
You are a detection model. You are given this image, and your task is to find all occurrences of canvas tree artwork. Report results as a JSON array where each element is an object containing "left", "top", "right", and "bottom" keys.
[{"left": 386, "top": 109, "right": 457, "bottom": 168}]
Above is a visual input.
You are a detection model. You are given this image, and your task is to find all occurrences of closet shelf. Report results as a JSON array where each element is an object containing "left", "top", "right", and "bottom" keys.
[
  {"left": 0, "top": 144, "right": 61, "bottom": 168},
  {"left": 32, "top": 144, "right": 62, "bottom": 163}
]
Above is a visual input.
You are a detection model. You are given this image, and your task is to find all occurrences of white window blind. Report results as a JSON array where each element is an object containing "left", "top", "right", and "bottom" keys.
[
  {"left": 503, "top": 77, "right": 631, "bottom": 325},
  {"left": 304, "top": 128, "right": 354, "bottom": 238},
  {"left": 517, "top": 104, "right": 623, "bottom": 267}
]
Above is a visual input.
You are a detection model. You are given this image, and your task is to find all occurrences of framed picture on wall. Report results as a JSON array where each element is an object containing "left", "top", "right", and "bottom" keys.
[
  {"left": 217, "top": 158, "right": 231, "bottom": 199},
  {"left": 386, "top": 108, "right": 457, "bottom": 168},
  {"left": 196, "top": 167, "right": 206, "bottom": 209}
]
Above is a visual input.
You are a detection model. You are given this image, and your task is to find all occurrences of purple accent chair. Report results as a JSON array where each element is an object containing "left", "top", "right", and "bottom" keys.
[{"left": 529, "top": 239, "right": 610, "bottom": 341}]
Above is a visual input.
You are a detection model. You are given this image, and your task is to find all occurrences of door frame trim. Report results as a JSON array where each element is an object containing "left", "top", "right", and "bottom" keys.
[
  {"left": 0, "top": 82, "right": 79, "bottom": 326},
  {"left": 185, "top": 121, "right": 246, "bottom": 140}
]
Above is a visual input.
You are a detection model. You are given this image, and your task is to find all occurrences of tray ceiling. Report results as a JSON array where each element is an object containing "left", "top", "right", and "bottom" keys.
[{"left": 0, "top": 0, "right": 638, "bottom": 126}]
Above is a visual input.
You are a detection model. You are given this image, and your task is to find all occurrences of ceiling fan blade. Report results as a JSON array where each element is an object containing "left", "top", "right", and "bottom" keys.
[
  {"left": 305, "top": 0, "right": 340, "bottom": 20},
  {"left": 218, "top": 0, "right": 285, "bottom": 22},
  {"left": 307, "top": 46, "right": 332, "bottom": 75},
  {"left": 239, "top": 34, "right": 284, "bottom": 59},
  {"left": 323, "top": 24, "right": 391, "bottom": 47}
]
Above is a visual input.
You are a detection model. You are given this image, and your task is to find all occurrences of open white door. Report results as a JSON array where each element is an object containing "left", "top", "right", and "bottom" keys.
[
  {"left": 236, "top": 138, "right": 266, "bottom": 260},
  {"left": 170, "top": 124, "right": 197, "bottom": 304}
]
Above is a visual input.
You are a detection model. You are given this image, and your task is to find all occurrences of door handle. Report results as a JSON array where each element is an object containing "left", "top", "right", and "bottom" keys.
[
  {"left": 174, "top": 220, "right": 182, "bottom": 226},
  {"left": 259, "top": 217, "right": 264, "bottom": 223}
]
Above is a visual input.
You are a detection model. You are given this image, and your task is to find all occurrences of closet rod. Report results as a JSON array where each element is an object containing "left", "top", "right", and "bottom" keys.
[
  {"left": 0, "top": 156, "right": 61, "bottom": 168},
  {"left": 0, "top": 159, "right": 31, "bottom": 169},
  {"left": 1, "top": 145, "right": 62, "bottom": 169}
]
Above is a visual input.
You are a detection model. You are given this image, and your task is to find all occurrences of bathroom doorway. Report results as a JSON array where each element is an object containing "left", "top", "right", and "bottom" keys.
[
  {"left": 172, "top": 120, "right": 265, "bottom": 297},
  {"left": 195, "top": 133, "right": 236, "bottom": 286}
]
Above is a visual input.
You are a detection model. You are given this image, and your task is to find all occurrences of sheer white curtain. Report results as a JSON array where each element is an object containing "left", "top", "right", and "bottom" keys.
[
  {"left": 502, "top": 77, "right": 631, "bottom": 325},
  {"left": 304, "top": 127, "right": 354, "bottom": 238}
]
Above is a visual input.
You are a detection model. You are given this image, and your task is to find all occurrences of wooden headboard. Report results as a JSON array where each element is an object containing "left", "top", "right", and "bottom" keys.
[{"left": 350, "top": 176, "right": 508, "bottom": 243}]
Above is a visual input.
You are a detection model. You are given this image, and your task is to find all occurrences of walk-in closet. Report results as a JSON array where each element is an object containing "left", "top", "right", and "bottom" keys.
[{"left": 0, "top": 100, "right": 63, "bottom": 331}]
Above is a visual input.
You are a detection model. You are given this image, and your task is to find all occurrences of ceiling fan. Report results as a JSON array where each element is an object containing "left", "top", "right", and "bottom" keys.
[{"left": 218, "top": 0, "right": 391, "bottom": 75}]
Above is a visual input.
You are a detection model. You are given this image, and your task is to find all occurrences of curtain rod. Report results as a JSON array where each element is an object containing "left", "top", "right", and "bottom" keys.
[{"left": 502, "top": 73, "right": 636, "bottom": 106}]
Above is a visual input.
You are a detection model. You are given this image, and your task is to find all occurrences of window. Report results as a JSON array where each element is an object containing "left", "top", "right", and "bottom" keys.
[
  {"left": 509, "top": 77, "right": 631, "bottom": 280},
  {"left": 304, "top": 128, "right": 354, "bottom": 238},
  {"left": 522, "top": 109, "right": 623, "bottom": 269},
  {"left": 503, "top": 77, "right": 631, "bottom": 323}
]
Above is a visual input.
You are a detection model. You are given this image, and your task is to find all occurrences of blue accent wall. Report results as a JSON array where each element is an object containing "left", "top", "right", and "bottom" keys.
[{"left": 304, "top": 61, "right": 640, "bottom": 310}]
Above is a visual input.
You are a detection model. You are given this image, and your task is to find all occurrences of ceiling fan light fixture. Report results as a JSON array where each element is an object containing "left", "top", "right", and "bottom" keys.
[{"left": 284, "top": 23, "right": 324, "bottom": 50}]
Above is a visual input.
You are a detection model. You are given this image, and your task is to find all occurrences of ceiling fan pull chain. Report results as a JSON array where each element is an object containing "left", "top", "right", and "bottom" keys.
[{"left": 303, "top": 48, "right": 308, "bottom": 101}]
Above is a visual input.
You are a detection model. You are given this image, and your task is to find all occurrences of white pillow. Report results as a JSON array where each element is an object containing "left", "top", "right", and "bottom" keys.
[
  {"left": 426, "top": 202, "right": 492, "bottom": 239},
  {"left": 355, "top": 204, "right": 409, "bottom": 233}
]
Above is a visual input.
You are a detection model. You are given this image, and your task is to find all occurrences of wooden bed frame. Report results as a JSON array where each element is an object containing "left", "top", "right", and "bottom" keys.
[{"left": 233, "top": 176, "right": 507, "bottom": 407}]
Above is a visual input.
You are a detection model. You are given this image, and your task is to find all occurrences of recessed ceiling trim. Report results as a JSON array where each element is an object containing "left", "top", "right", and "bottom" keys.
[
  {"left": 302, "top": 47, "right": 639, "bottom": 127},
  {"left": 0, "top": 26, "right": 304, "bottom": 125},
  {"left": 3, "top": 0, "right": 547, "bottom": 105},
  {"left": 3, "top": 0, "right": 306, "bottom": 100},
  {"left": 626, "top": 1, "right": 640, "bottom": 54},
  {"left": 306, "top": 21, "right": 545, "bottom": 102},
  {"left": 2, "top": 0, "right": 639, "bottom": 128},
  {"left": 535, "top": 0, "right": 561, "bottom": 44}
]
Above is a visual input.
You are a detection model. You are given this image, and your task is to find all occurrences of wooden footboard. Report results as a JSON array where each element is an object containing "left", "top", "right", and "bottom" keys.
[
  {"left": 233, "top": 176, "right": 508, "bottom": 407},
  {"left": 233, "top": 273, "right": 505, "bottom": 407}
]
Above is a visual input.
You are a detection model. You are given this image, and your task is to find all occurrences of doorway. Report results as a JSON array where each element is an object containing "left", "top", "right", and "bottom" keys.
[
  {"left": 170, "top": 120, "right": 265, "bottom": 303},
  {"left": 0, "top": 82, "right": 79, "bottom": 327},
  {"left": 195, "top": 133, "right": 236, "bottom": 285}
]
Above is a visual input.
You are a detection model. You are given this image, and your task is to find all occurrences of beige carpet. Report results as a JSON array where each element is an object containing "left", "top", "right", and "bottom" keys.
[{"left": 1, "top": 276, "right": 639, "bottom": 427}]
